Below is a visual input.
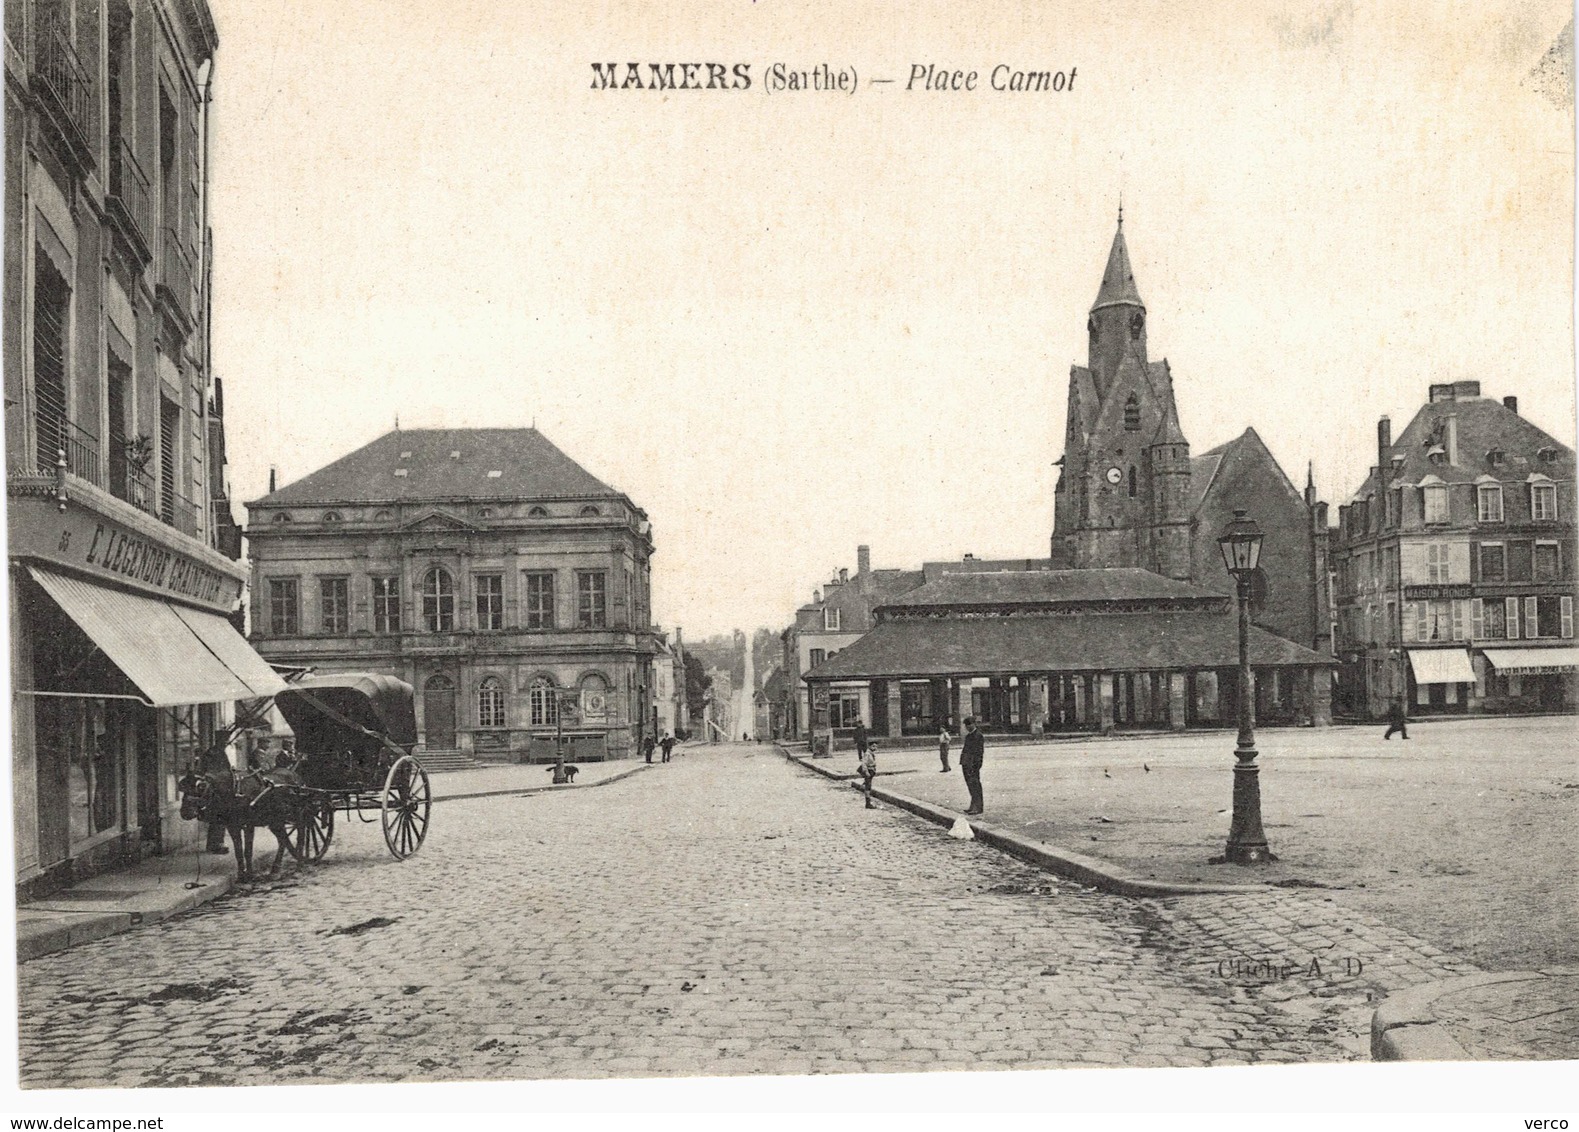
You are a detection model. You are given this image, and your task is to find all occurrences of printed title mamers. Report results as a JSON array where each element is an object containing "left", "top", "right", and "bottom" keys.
[{"left": 591, "top": 63, "right": 752, "bottom": 90}]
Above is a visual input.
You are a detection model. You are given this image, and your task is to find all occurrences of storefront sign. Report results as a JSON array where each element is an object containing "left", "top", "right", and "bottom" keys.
[
  {"left": 9, "top": 492, "right": 244, "bottom": 613},
  {"left": 1404, "top": 584, "right": 1475, "bottom": 600}
]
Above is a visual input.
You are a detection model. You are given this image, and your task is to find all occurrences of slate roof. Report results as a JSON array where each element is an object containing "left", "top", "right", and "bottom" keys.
[
  {"left": 251, "top": 429, "right": 623, "bottom": 507},
  {"left": 1347, "top": 394, "right": 1575, "bottom": 501},
  {"left": 881, "top": 568, "right": 1225, "bottom": 612},
  {"left": 1092, "top": 220, "right": 1144, "bottom": 311},
  {"left": 804, "top": 611, "right": 1328, "bottom": 681}
]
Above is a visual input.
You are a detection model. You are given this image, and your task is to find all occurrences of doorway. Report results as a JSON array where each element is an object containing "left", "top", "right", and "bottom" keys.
[{"left": 424, "top": 674, "right": 457, "bottom": 750}]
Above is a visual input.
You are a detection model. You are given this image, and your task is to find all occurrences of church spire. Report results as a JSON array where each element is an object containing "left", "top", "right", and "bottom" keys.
[{"left": 1091, "top": 210, "right": 1144, "bottom": 313}]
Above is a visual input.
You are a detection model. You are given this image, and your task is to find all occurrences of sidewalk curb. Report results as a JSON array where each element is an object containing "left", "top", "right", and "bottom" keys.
[
  {"left": 434, "top": 762, "right": 654, "bottom": 803},
  {"left": 18, "top": 871, "right": 235, "bottom": 963},
  {"left": 778, "top": 746, "right": 1268, "bottom": 898},
  {"left": 1369, "top": 971, "right": 1537, "bottom": 1061}
]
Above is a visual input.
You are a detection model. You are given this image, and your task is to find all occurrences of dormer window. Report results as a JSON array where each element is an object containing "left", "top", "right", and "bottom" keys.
[
  {"left": 1427, "top": 445, "right": 1446, "bottom": 466},
  {"left": 1421, "top": 481, "right": 1448, "bottom": 525},
  {"left": 273, "top": 513, "right": 291, "bottom": 524},
  {"left": 323, "top": 511, "right": 342, "bottom": 523},
  {"left": 580, "top": 505, "right": 601, "bottom": 517},
  {"left": 373, "top": 509, "right": 392, "bottom": 521},
  {"left": 528, "top": 505, "right": 549, "bottom": 518},
  {"left": 824, "top": 607, "right": 841, "bottom": 631},
  {"left": 1477, "top": 482, "right": 1504, "bottom": 524},
  {"left": 478, "top": 507, "right": 493, "bottom": 519},
  {"left": 1486, "top": 448, "right": 1505, "bottom": 468},
  {"left": 1123, "top": 395, "right": 1141, "bottom": 431},
  {"left": 1531, "top": 480, "right": 1557, "bottom": 521},
  {"left": 1538, "top": 446, "right": 1558, "bottom": 464}
]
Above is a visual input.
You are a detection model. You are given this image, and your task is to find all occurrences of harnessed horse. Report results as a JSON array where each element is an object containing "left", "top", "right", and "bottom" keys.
[{"left": 177, "top": 745, "right": 307, "bottom": 882}]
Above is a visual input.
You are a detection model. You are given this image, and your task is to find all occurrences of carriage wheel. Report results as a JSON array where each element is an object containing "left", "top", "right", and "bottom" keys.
[
  {"left": 381, "top": 755, "right": 430, "bottom": 860},
  {"left": 297, "top": 796, "right": 335, "bottom": 862}
]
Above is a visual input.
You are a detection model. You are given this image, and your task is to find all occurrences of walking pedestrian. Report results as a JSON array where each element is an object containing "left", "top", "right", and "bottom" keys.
[
  {"left": 938, "top": 725, "right": 952, "bottom": 773},
  {"left": 1383, "top": 698, "right": 1410, "bottom": 740},
  {"left": 643, "top": 734, "right": 656, "bottom": 763},
  {"left": 852, "top": 718, "right": 868, "bottom": 773},
  {"left": 960, "top": 717, "right": 984, "bottom": 815},
  {"left": 660, "top": 733, "right": 676, "bottom": 762},
  {"left": 860, "top": 741, "right": 878, "bottom": 809}
]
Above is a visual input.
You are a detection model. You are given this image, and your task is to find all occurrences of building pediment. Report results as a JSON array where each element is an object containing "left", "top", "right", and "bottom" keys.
[{"left": 397, "top": 509, "right": 477, "bottom": 533}]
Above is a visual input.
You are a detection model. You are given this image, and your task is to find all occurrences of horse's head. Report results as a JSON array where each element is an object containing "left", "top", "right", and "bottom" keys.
[{"left": 177, "top": 769, "right": 211, "bottom": 821}]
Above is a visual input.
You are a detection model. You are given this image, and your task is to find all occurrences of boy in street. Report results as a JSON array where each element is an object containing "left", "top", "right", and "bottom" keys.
[
  {"left": 938, "top": 725, "right": 952, "bottom": 772},
  {"left": 860, "top": 741, "right": 878, "bottom": 809},
  {"left": 852, "top": 718, "right": 869, "bottom": 773}
]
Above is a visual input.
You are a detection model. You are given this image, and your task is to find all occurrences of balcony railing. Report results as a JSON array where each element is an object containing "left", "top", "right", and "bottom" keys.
[
  {"left": 159, "top": 228, "right": 195, "bottom": 325},
  {"left": 107, "top": 136, "right": 153, "bottom": 257},
  {"left": 160, "top": 486, "right": 202, "bottom": 538},
  {"left": 32, "top": 18, "right": 92, "bottom": 163},
  {"left": 108, "top": 449, "right": 155, "bottom": 514},
  {"left": 36, "top": 410, "right": 101, "bottom": 487}
]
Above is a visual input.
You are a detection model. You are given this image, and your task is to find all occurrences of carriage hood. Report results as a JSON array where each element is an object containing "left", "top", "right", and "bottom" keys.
[{"left": 274, "top": 673, "right": 419, "bottom": 752}]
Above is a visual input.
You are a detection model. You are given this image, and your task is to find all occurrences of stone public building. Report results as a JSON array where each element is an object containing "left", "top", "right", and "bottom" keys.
[{"left": 245, "top": 428, "right": 663, "bottom": 762}]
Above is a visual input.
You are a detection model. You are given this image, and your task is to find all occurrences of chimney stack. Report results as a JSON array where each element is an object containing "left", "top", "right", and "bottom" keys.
[
  {"left": 1377, "top": 417, "right": 1391, "bottom": 473},
  {"left": 1446, "top": 415, "right": 1459, "bottom": 466},
  {"left": 857, "top": 545, "right": 871, "bottom": 591},
  {"left": 268, "top": 465, "right": 277, "bottom": 493},
  {"left": 838, "top": 567, "right": 848, "bottom": 584},
  {"left": 1503, "top": 395, "right": 1519, "bottom": 415}
]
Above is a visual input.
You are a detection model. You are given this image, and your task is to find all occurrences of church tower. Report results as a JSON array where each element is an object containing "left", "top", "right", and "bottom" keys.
[{"left": 1052, "top": 212, "right": 1193, "bottom": 576}]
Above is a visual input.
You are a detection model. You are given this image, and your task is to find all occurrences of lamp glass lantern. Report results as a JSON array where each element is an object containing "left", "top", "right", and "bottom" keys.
[{"left": 1217, "top": 509, "right": 1264, "bottom": 577}]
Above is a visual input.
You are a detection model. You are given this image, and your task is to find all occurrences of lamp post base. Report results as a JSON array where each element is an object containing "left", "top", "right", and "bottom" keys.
[{"left": 1212, "top": 743, "right": 1277, "bottom": 866}]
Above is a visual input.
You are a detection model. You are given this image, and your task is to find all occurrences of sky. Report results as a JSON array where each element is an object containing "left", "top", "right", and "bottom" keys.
[{"left": 208, "top": 0, "right": 1575, "bottom": 640}]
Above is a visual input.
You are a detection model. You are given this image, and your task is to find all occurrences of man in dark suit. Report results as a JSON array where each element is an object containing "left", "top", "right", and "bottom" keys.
[
  {"left": 1383, "top": 697, "right": 1409, "bottom": 740},
  {"left": 960, "top": 717, "right": 985, "bottom": 815},
  {"left": 852, "top": 718, "right": 869, "bottom": 772}
]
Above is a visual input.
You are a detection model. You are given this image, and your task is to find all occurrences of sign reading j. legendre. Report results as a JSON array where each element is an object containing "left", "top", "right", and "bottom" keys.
[{"left": 590, "top": 62, "right": 1076, "bottom": 94}]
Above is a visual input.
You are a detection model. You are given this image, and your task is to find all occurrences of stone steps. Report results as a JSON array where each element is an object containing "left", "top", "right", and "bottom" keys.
[{"left": 415, "top": 751, "right": 484, "bottom": 773}]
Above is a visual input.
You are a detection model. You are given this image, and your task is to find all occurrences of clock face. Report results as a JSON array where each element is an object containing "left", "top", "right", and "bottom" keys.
[{"left": 1105, "top": 466, "right": 1123, "bottom": 485}]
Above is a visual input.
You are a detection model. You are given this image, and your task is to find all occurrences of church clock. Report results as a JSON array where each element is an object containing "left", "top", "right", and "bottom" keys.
[{"left": 1105, "top": 466, "right": 1123, "bottom": 485}]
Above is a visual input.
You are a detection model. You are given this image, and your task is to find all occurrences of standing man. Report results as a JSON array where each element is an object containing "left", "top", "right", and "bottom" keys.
[
  {"left": 643, "top": 734, "right": 657, "bottom": 763},
  {"left": 960, "top": 716, "right": 985, "bottom": 815},
  {"left": 660, "top": 733, "right": 676, "bottom": 762},
  {"left": 938, "top": 725, "right": 952, "bottom": 773},
  {"left": 852, "top": 717, "right": 869, "bottom": 773},
  {"left": 1383, "top": 697, "right": 1409, "bottom": 740}
]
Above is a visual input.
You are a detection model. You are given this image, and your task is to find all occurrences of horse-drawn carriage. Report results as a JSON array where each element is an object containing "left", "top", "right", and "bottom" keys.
[{"left": 178, "top": 672, "right": 432, "bottom": 879}]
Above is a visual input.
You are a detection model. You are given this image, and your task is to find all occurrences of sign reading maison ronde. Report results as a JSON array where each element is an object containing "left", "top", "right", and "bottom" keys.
[{"left": 9, "top": 490, "right": 245, "bottom": 614}]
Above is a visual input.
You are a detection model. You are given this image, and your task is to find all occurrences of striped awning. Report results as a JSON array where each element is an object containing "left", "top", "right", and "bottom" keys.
[
  {"left": 1406, "top": 648, "right": 1476, "bottom": 685},
  {"left": 27, "top": 566, "right": 286, "bottom": 706},
  {"left": 1482, "top": 647, "right": 1579, "bottom": 676}
]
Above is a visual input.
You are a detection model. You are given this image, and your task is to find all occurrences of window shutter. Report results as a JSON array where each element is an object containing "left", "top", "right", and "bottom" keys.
[
  {"left": 1506, "top": 596, "right": 1520, "bottom": 640},
  {"left": 1524, "top": 596, "right": 1539, "bottom": 639},
  {"left": 1469, "top": 543, "right": 1479, "bottom": 583},
  {"left": 1470, "top": 598, "right": 1483, "bottom": 640},
  {"left": 1563, "top": 596, "right": 1574, "bottom": 640},
  {"left": 1415, "top": 602, "right": 1428, "bottom": 642},
  {"left": 1451, "top": 600, "right": 1466, "bottom": 641}
]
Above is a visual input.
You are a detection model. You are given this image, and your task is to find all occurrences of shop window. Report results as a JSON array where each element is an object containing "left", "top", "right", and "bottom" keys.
[
  {"left": 422, "top": 567, "right": 454, "bottom": 631},
  {"left": 1422, "top": 484, "right": 1448, "bottom": 525},
  {"left": 1477, "top": 484, "right": 1504, "bottom": 524},
  {"left": 474, "top": 573, "right": 504, "bottom": 630},
  {"left": 1531, "top": 482, "right": 1557, "bottom": 521},
  {"left": 1478, "top": 543, "right": 1505, "bottom": 582},
  {"left": 372, "top": 576, "right": 401, "bottom": 633},
  {"left": 477, "top": 676, "right": 505, "bottom": 728},
  {"left": 1534, "top": 542, "right": 1560, "bottom": 582},
  {"left": 318, "top": 577, "right": 349, "bottom": 634},
  {"left": 525, "top": 572, "right": 556, "bottom": 629},
  {"left": 828, "top": 692, "right": 862, "bottom": 727},
  {"left": 576, "top": 571, "right": 607, "bottom": 628},
  {"left": 268, "top": 578, "right": 299, "bottom": 636},
  {"left": 529, "top": 678, "right": 558, "bottom": 727}
]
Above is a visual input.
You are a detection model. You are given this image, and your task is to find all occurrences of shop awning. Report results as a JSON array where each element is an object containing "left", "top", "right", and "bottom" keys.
[
  {"left": 28, "top": 566, "right": 287, "bottom": 706},
  {"left": 1406, "top": 648, "right": 1476, "bottom": 685},
  {"left": 1481, "top": 647, "right": 1579, "bottom": 676}
]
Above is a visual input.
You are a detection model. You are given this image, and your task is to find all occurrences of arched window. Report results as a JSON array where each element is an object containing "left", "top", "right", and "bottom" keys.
[
  {"left": 273, "top": 513, "right": 291, "bottom": 524},
  {"left": 529, "top": 677, "right": 558, "bottom": 727},
  {"left": 373, "top": 509, "right": 392, "bottom": 521},
  {"left": 1127, "top": 465, "right": 1137, "bottom": 497},
  {"left": 579, "top": 505, "right": 601, "bottom": 517},
  {"left": 1123, "top": 395, "right": 1141, "bottom": 431},
  {"left": 528, "top": 505, "right": 549, "bottom": 518},
  {"left": 478, "top": 507, "right": 493, "bottom": 519},
  {"left": 422, "top": 567, "right": 455, "bottom": 631},
  {"left": 477, "top": 676, "right": 505, "bottom": 728},
  {"left": 323, "top": 511, "right": 342, "bottom": 523}
]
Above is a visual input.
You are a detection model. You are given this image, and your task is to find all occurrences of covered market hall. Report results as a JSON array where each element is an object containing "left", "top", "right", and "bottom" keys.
[{"left": 802, "top": 569, "right": 1334, "bottom": 743}]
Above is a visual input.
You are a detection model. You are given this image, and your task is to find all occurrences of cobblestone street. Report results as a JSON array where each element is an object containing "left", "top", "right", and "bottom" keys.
[{"left": 18, "top": 745, "right": 1478, "bottom": 1088}]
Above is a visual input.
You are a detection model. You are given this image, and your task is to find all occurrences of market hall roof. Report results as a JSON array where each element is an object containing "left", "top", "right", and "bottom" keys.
[
  {"left": 803, "top": 610, "right": 1329, "bottom": 682},
  {"left": 877, "top": 568, "right": 1228, "bottom": 614},
  {"left": 249, "top": 428, "right": 626, "bottom": 507}
]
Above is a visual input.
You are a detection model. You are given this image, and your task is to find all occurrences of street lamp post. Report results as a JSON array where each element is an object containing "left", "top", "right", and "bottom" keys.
[{"left": 1215, "top": 508, "right": 1276, "bottom": 865}]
